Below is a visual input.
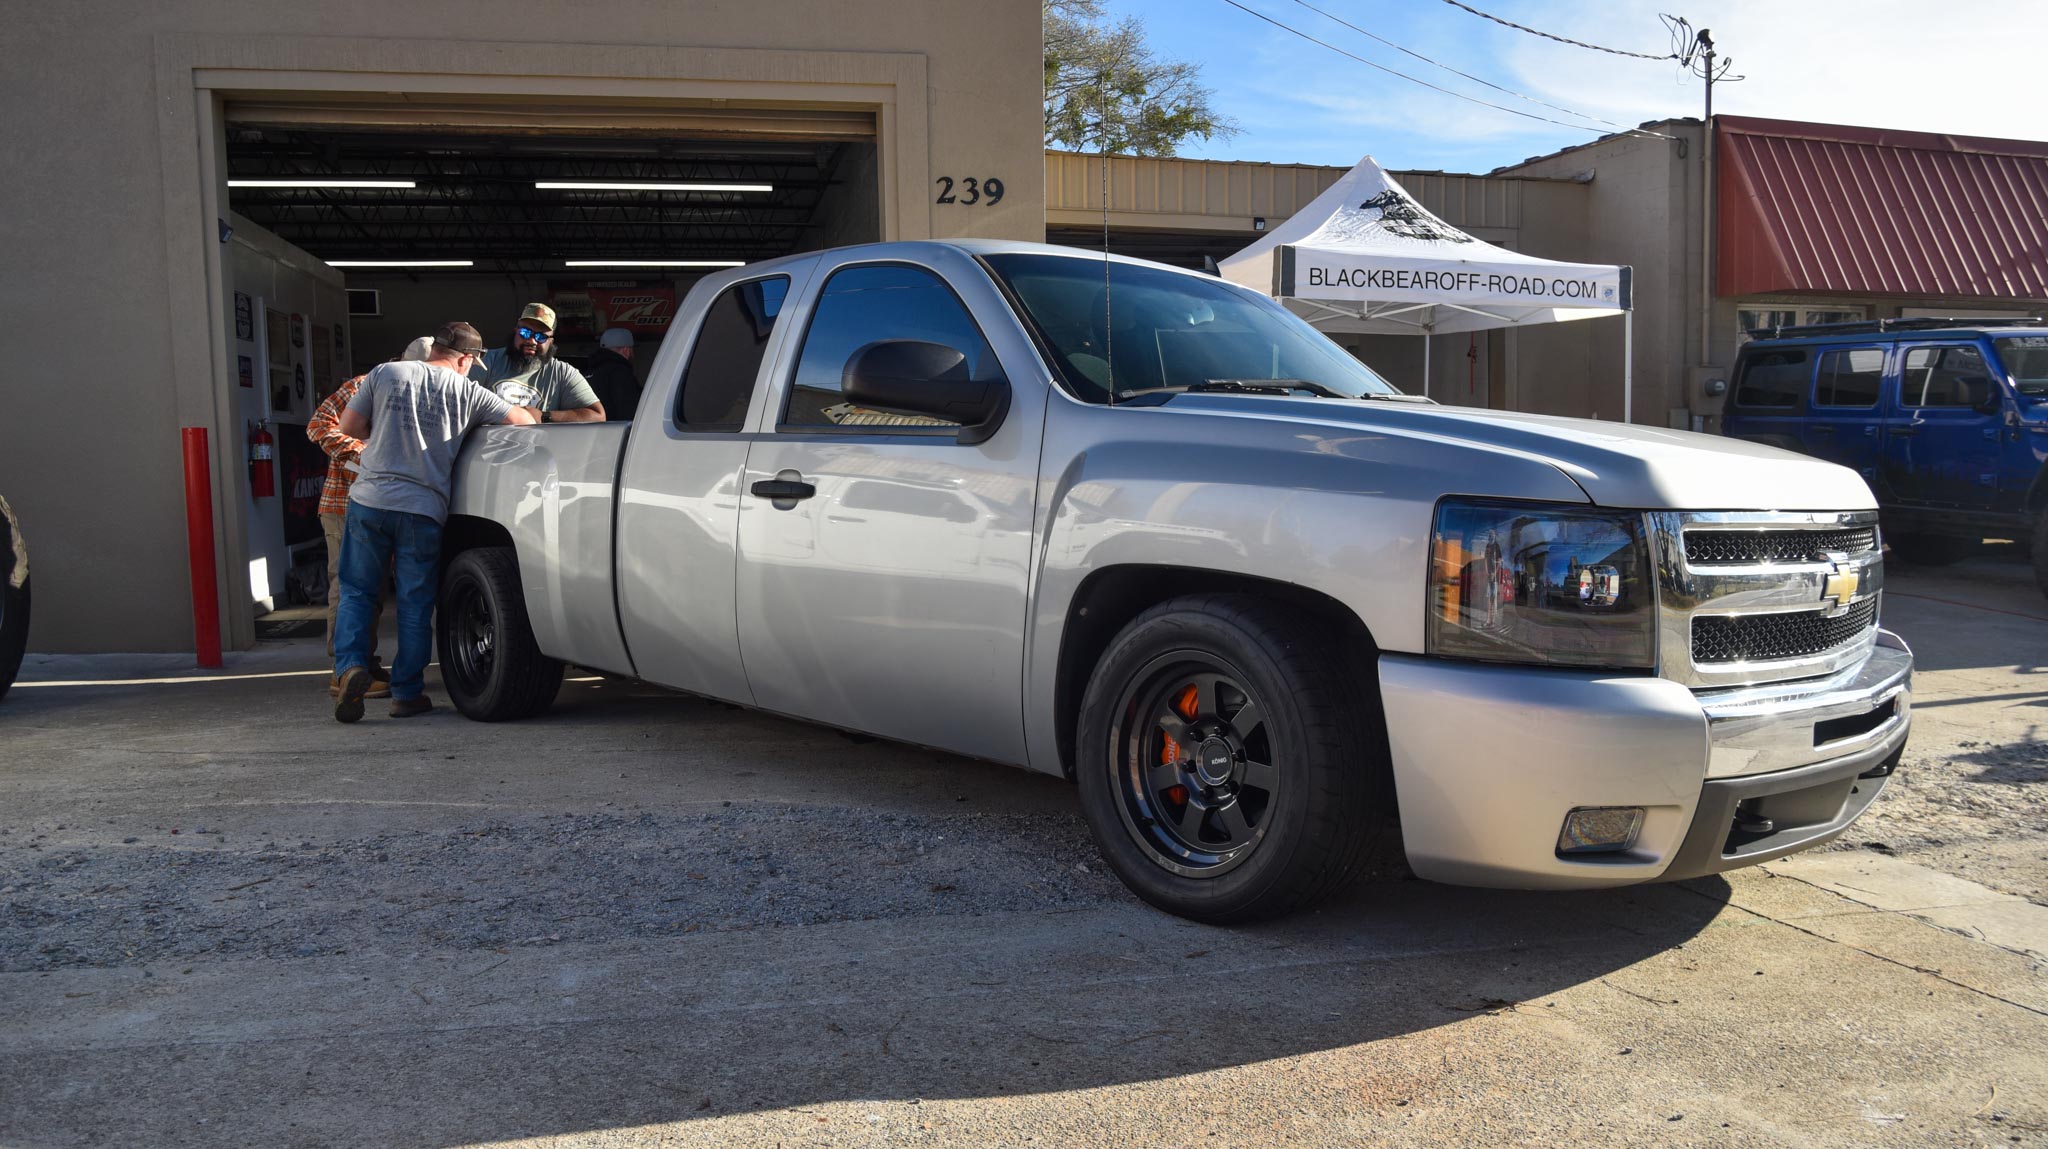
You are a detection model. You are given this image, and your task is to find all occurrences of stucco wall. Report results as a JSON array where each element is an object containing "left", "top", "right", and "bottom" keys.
[{"left": 2, "top": 1, "right": 1042, "bottom": 652}]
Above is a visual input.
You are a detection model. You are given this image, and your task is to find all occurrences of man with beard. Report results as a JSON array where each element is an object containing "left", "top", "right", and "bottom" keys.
[{"left": 469, "top": 303, "right": 605, "bottom": 423}]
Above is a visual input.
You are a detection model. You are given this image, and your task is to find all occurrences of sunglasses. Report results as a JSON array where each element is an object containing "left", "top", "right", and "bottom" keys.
[{"left": 517, "top": 326, "right": 553, "bottom": 343}]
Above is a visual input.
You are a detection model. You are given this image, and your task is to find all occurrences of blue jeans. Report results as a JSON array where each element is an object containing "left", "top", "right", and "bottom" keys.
[{"left": 334, "top": 504, "right": 442, "bottom": 701}]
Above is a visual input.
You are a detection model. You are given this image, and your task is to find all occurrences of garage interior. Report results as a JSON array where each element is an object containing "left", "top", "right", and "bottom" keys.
[
  {"left": 226, "top": 101, "right": 879, "bottom": 374},
  {"left": 217, "top": 98, "right": 881, "bottom": 622}
]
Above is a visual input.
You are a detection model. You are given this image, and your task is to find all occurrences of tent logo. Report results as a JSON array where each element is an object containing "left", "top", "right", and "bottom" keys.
[{"left": 1358, "top": 191, "right": 1473, "bottom": 244}]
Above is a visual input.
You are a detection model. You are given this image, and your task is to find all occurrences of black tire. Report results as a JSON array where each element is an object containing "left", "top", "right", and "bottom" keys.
[
  {"left": 0, "top": 497, "right": 26, "bottom": 704},
  {"left": 1887, "top": 531, "right": 1975, "bottom": 567},
  {"left": 2031, "top": 505, "right": 2048, "bottom": 601},
  {"left": 436, "top": 546, "right": 562, "bottom": 721},
  {"left": 1073, "top": 593, "right": 1395, "bottom": 924}
]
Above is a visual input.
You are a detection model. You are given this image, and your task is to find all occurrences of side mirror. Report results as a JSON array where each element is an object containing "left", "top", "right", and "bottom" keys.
[{"left": 842, "top": 340, "right": 1011, "bottom": 445}]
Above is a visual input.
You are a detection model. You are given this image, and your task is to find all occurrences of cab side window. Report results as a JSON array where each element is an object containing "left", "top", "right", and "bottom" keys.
[
  {"left": 1813, "top": 348, "right": 1883, "bottom": 408},
  {"left": 1901, "top": 345, "right": 1991, "bottom": 408},
  {"left": 1732, "top": 349, "right": 1809, "bottom": 409},
  {"left": 782, "top": 263, "right": 1001, "bottom": 431},
  {"left": 673, "top": 276, "right": 789, "bottom": 431}
]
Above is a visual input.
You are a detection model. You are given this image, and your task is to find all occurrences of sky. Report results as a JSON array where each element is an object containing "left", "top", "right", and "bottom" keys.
[{"left": 1098, "top": 0, "right": 2048, "bottom": 172}]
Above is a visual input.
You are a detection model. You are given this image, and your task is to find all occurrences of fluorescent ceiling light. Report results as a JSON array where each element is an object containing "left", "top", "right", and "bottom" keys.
[
  {"left": 326, "top": 260, "right": 474, "bottom": 268},
  {"left": 228, "top": 179, "right": 416, "bottom": 189},
  {"left": 563, "top": 260, "right": 746, "bottom": 268},
  {"left": 536, "top": 181, "right": 773, "bottom": 193}
]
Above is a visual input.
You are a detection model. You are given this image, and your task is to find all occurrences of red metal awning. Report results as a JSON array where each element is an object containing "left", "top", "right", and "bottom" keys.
[{"left": 1717, "top": 115, "right": 2048, "bottom": 299}]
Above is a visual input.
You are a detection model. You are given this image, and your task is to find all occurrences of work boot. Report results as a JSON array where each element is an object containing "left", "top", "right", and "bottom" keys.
[
  {"left": 368, "top": 659, "right": 392, "bottom": 685},
  {"left": 333, "top": 667, "right": 372, "bottom": 724},
  {"left": 330, "top": 674, "right": 391, "bottom": 700},
  {"left": 389, "top": 695, "right": 434, "bottom": 719}
]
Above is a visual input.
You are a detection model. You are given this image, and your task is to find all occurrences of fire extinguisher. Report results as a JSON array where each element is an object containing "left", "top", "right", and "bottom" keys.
[{"left": 248, "top": 422, "right": 276, "bottom": 499}]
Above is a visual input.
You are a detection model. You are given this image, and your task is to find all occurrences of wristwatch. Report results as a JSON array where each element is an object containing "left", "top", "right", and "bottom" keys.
[{"left": 539, "top": 408, "right": 551, "bottom": 424}]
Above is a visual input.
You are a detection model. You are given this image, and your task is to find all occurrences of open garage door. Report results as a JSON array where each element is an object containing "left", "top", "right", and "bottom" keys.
[{"left": 223, "top": 96, "right": 881, "bottom": 371}]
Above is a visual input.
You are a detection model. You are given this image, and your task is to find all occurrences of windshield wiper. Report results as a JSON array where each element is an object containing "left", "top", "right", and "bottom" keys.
[{"left": 1189, "top": 378, "right": 1350, "bottom": 398}]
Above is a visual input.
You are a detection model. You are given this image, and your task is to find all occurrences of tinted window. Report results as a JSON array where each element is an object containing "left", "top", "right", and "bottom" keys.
[
  {"left": 783, "top": 264, "right": 998, "bottom": 429},
  {"left": 1902, "top": 345, "right": 1991, "bottom": 407},
  {"left": 1993, "top": 335, "right": 2048, "bottom": 398},
  {"left": 1733, "top": 349, "right": 1808, "bottom": 408},
  {"left": 1813, "top": 348, "right": 1883, "bottom": 408},
  {"left": 674, "top": 277, "right": 788, "bottom": 430}
]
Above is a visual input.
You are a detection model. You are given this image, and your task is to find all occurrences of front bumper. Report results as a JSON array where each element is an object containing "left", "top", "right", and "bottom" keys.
[{"left": 1377, "top": 630, "right": 1911, "bottom": 889}]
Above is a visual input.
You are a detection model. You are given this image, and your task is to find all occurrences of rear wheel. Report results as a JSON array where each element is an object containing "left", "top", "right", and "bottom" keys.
[
  {"left": 2031, "top": 505, "right": 2048, "bottom": 600},
  {"left": 0, "top": 497, "right": 27, "bottom": 704},
  {"left": 1887, "top": 531, "right": 1975, "bottom": 567},
  {"left": 436, "top": 547, "right": 562, "bottom": 721},
  {"left": 1074, "top": 594, "right": 1394, "bottom": 924}
]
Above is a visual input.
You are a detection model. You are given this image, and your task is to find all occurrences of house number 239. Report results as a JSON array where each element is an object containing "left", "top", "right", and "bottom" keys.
[{"left": 935, "top": 177, "right": 1005, "bottom": 205}]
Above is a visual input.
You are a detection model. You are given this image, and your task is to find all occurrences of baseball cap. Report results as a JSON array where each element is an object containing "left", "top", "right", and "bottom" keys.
[
  {"left": 519, "top": 302, "right": 558, "bottom": 332},
  {"left": 432, "top": 321, "right": 486, "bottom": 354},
  {"left": 598, "top": 327, "right": 635, "bottom": 350}
]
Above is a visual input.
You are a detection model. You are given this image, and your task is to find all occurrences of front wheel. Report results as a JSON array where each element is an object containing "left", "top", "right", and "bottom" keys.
[
  {"left": 1074, "top": 594, "right": 1395, "bottom": 924},
  {"left": 436, "top": 547, "right": 562, "bottom": 721},
  {"left": 0, "top": 497, "right": 27, "bottom": 704}
]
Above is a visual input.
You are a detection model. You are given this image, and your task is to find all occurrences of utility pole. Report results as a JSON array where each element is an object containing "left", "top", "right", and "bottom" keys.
[{"left": 1679, "top": 25, "right": 1739, "bottom": 371}]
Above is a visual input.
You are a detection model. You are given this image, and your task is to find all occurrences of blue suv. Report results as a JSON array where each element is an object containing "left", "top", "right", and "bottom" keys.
[{"left": 1722, "top": 318, "right": 2048, "bottom": 597}]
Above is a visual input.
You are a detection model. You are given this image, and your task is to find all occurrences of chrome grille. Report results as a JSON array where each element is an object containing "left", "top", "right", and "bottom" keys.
[
  {"left": 1685, "top": 527, "right": 1877, "bottom": 565},
  {"left": 1692, "top": 598, "right": 1879, "bottom": 664},
  {"left": 1650, "top": 510, "right": 1884, "bottom": 688}
]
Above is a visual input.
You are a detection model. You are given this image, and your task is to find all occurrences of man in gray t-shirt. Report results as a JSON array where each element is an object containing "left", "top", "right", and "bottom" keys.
[
  {"left": 469, "top": 301, "right": 606, "bottom": 423},
  {"left": 330, "top": 322, "right": 537, "bottom": 723}
]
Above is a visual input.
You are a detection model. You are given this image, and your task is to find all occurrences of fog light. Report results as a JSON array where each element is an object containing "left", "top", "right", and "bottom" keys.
[{"left": 1557, "top": 807, "right": 1645, "bottom": 855}]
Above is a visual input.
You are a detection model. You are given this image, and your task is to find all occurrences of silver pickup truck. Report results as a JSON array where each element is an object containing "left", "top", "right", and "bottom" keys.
[{"left": 441, "top": 240, "right": 1911, "bottom": 922}]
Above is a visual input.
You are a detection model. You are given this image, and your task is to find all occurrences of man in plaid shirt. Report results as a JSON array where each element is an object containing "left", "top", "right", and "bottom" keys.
[{"left": 307, "top": 338, "right": 431, "bottom": 697}]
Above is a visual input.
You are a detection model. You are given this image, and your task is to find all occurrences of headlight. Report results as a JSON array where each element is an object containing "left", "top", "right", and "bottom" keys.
[{"left": 1426, "top": 499, "right": 1656, "bottom": 670}]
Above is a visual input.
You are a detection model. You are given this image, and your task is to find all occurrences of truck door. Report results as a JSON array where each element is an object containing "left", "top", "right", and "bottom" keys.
[
  {"left": 615, "top": 272, "right": 804, "bottom": 702},
  {"left": 1882, "top": 342, "right": 2005, "bottom": 507},
  {"left": 733, "top": 250, "right": 1046, "bottom": 765},
  {"left": 1799, "top": 344, "right": 1886, "bottom": 481}
]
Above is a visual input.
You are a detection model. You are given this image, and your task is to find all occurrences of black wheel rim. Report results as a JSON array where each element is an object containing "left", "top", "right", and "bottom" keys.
[
  {"left": 444, "top": 576, "right": 496, "bottom": 692},
  {"left": 1109, "top": 651, "right": 1279, "bottom": 878}
]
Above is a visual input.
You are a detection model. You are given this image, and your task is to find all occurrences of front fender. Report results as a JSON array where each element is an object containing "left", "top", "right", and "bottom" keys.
[{"left": 1021, "top": 402, "right": 1591, "bottom": 777}]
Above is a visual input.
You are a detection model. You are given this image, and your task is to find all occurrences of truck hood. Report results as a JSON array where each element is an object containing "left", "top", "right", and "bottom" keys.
[{"left": 1165, "top": 395, "right": 1878, "bottom": 510}]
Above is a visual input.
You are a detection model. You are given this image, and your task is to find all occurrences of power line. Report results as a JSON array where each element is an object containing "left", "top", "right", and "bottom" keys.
[
  {"left": 1289, "top": 0, "right": 1637, "bottom": 132},
  {"left": 1217, "top": 0, "right": 1672, "bottom": 139},
  {"left": 1438, "top": 0, "right": 1675, "bottom": 61}
]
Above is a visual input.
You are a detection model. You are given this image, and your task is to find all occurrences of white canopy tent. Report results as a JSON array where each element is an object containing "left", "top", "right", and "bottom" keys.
[{"left": 1220, "top": 156, "right": 1638, "bottom": 420}]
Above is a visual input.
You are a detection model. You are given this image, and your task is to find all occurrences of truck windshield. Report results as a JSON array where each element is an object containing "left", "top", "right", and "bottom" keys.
[
  {"left": 981, "top": 252, "right": 1402, "bottom": 404},
  {"left": 1993, "top": 335, "right": 2048, "bottom": 398}
]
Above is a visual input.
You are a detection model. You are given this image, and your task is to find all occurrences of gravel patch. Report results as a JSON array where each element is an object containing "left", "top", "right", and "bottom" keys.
[{"left": 0, "top": 807, "right": 1124, "bottom": 971}]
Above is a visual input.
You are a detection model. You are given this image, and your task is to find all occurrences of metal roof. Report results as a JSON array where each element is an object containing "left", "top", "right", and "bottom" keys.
[{"left": 1717, "top": 115, "right": 2048, "bottom": 300}]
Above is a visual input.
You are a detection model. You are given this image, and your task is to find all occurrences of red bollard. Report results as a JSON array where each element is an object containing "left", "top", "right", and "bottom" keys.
[{"left": 181, "top": 427, "right": 223, "bottom": 669}]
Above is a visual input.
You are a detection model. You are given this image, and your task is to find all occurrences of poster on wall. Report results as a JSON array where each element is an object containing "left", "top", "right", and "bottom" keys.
[
  {"left": 310, "top": 325, "right": 333, "bottom": 395},
  {"left": 234, "top": 292, "right": 253, "bottom": 342},
  {"left": 238, "top": 354, "right": 254, "bottom": 389},
  {"left": 278, "top": 424, "right": 325, "bottom": 547},
  {"left": 586, "top": 286, "right": 677, "bottom": 335},
  {"left": 290, "top": 313, "right": 306, "bottom": 350},
  {"left": 266, "top": 309, "right": 291, "bottom": 368}
]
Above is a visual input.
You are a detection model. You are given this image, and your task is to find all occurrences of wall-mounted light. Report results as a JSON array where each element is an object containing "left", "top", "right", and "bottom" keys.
[
  {"left": 563, "top": 260, "right": 746, "bottom": 268},
  {"left": 229, "top": 180, "right": 416, "bottom": 189},
  {"left": 325, "top": 260, "right": 474, "bottom": 268},
  {"left": 1253, "top": 217, "right": 1267, "bottom": 231},
  {"left": 536, "top": 182, "right": 772, "bottom": 193}
]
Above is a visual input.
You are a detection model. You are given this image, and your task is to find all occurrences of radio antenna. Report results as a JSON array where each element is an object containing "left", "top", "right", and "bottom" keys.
[{"left": 1099, "top": 72, "right": 1114, "bottom": 405}]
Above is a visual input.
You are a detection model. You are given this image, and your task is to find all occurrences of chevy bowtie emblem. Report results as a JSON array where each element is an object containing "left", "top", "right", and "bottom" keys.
[{"left": 1820, "top": 565, "right": 1860, "bottom": 614}]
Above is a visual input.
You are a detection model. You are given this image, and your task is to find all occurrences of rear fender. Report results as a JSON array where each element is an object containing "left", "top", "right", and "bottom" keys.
[{"left": 449, "top": 424, "right": 634, "bottom": 675}]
